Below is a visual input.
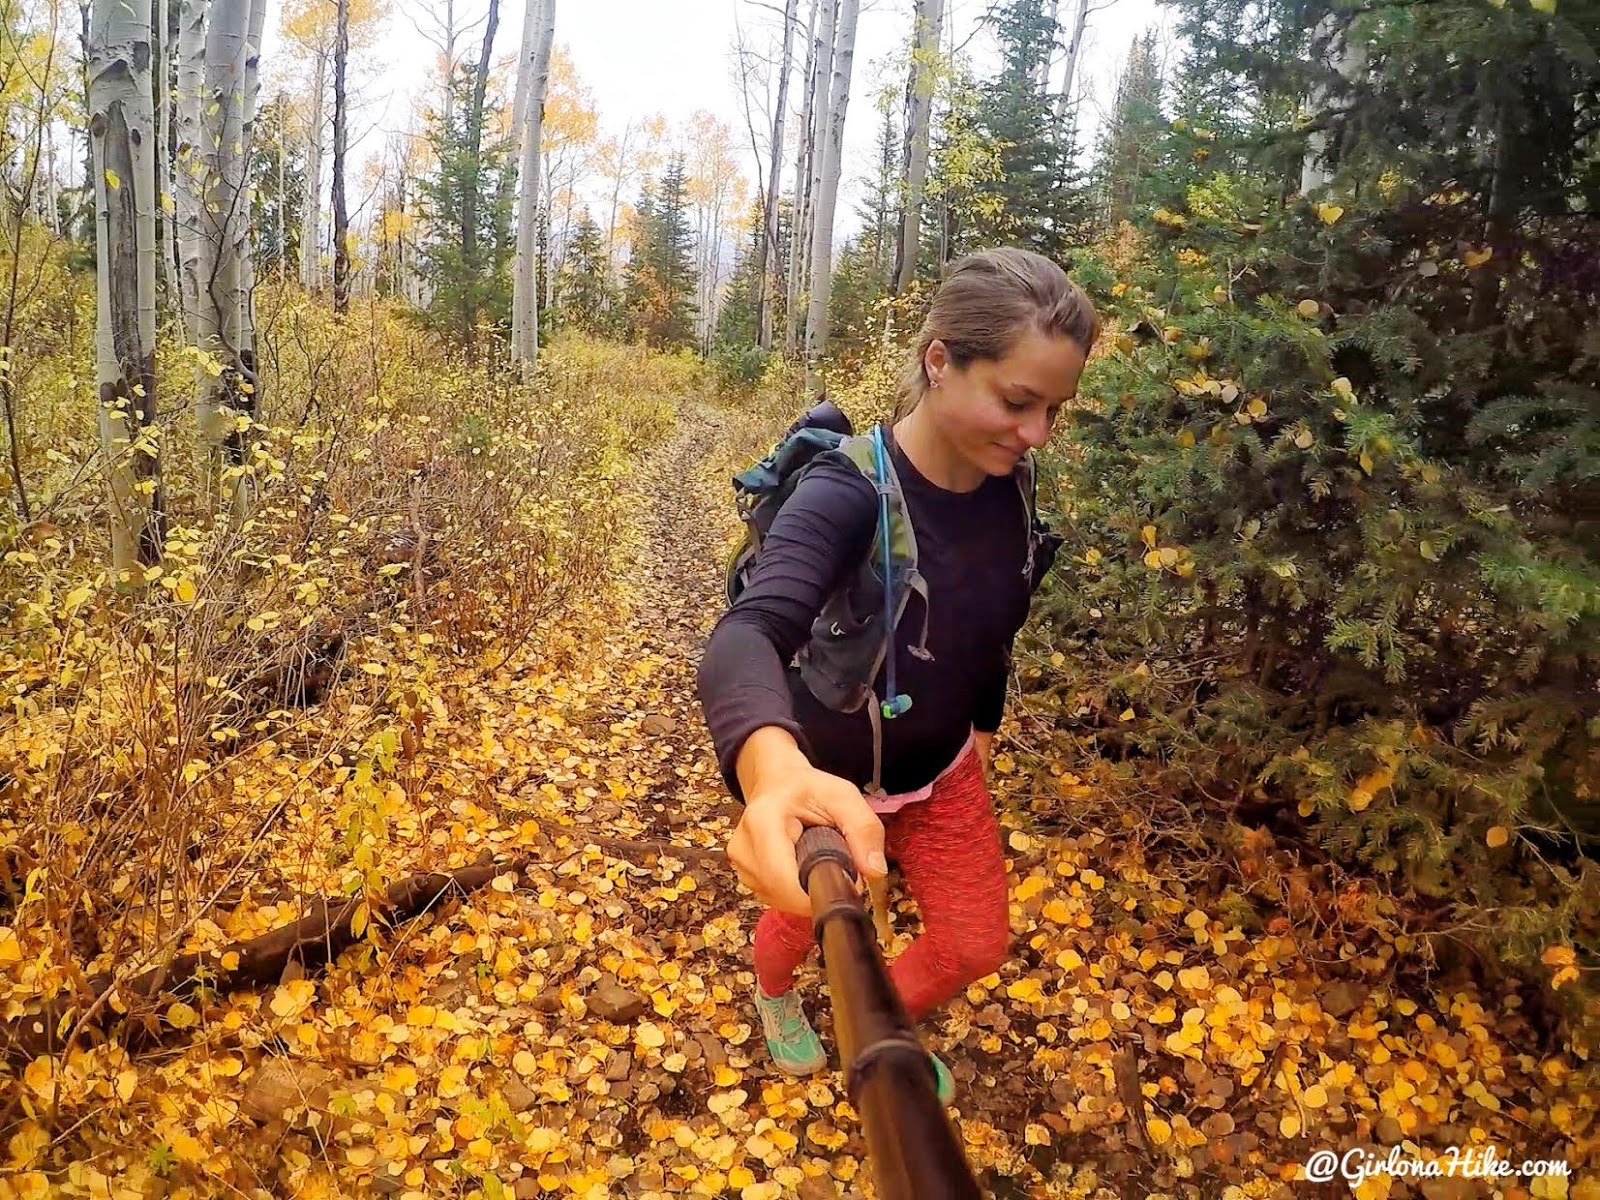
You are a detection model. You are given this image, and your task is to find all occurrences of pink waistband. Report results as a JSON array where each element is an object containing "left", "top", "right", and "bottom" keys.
[{"left": 866, "top": 728, "right": 977, "bottom": 815}]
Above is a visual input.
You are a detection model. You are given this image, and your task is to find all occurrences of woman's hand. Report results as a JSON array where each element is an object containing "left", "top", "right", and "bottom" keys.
[{"left": 728, "top": 727, "right": 886, "bottom": 915}]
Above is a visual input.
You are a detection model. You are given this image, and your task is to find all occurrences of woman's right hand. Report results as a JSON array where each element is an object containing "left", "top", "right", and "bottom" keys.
[{"left": 727, "top": 726, "right": 886, "bottom": 915}]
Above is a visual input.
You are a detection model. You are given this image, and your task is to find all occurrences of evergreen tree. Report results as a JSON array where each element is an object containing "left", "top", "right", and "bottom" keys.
[
  {"left": 828, "top": 99, "right": 900, "bottom": 358},
  {"left": 1092, "top": 31, "right": 1165, "bottom": 228},
  {"left": 622, "top": 158, "right": 697, "bottom": 349},
  {"left": 967, "top": 0, "right": 1090, "bottom": 257},
  {"left": 1054, "top": 0, "right": 1600, "bottom": 1027},
  {"left": 558, "top": 213, "right": 614, "bottom": 335},
  {"left": 249, "top": 94, "right": 305, "bottom": 276},
  {"left": 716, "top": 197, "right": 795, "bottom": 353},
  {"left": 416, "top": 67, "right": 518, "bottom": 349}
]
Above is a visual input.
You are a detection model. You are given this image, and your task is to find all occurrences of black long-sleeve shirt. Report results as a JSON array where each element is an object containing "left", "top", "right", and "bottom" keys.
[{"left": 697, "top": 429, "right": 1033, "bottom": 801}]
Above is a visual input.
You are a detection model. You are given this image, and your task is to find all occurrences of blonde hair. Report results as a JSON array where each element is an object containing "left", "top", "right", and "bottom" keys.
[{"left": 895, "top": 247, "right": 1101, "bottom": 419}]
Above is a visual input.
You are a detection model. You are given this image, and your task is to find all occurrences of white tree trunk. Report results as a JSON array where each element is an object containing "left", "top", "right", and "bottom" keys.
[
  {"left": 90, "top": 0, "right": 163, "bottom": 575},
  {"left": 1038, "top": 0, "right": 1060, "bottom": 93},
  {"left": 154, "top": 0, "right": 182, "bottom": 335},
  {"left": 511, "top": 0, "right": 555, "bottom": 368},
  {"left": 799, "top": 0, "right": 835, "bottom": 343},
  {"left": 226, "top": 0, "right": 266, "bottom": 522},
  {"left": 1052, "top": 0, "right": 1090, "bottom": 132},
  {"left": 1300, "top": 13, "right": 1365, "bottom": 195},
  {"left": 803, "top": 0, "right": 856, "bottom": 376},
  {"left": 197, "top": 0, "right": 249, "bottom": 516},
  {"left": 509, "top": 0, "right": 537, "bottom": 135},
  {"left": 176, "top": 0, "right": 204, "bottom": 342},
  {"left": 298, "top": 49, "right": 324, "bottom": 290},
  {"left": 783, "top": 0, "right": 819, "bottom": 356},
  {"left": 754, "top": 0, "right": 795, "bottom": 350},
  {"left": 45, "top": 133, "right": 61, "bottom": 235},
  {"left": 895, "top": 0, "right": 942, "bottom": 294}
]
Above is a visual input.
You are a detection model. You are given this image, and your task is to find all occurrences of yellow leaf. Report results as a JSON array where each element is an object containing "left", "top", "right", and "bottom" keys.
[
  {"left": 116, "top": 1068, "right": 138, "bottom": 1102},
  {"left": 437, "top": 1064, "right": 468, "bottom": 1098},
  {"left": 1247, "top": 398, "right": 1268, "bottom": 418},
  {"left": 1316, "top": 202, "right": 1345, "bottom": 225},
  {"left": 1463, "top": 246, "right": 1494, "bottom": 268},
  {"left": 1007, "top": 978, "right": 1045, "bottom": 1004},
  {"left": 1141, "top": 524, "right": 1158, "bottom": 549},
  {"left": 1042, "top": 899, "right": 1072, "bottom": 924},
  {"left": 1303, "top": 1084, "right": 1329, "bottom": 1108},
  {"left": 1280, "top": 1113, "right": 1301, "bottom": 1138},
  {"left": 347, "top": 1146, "right": 376, "bottom": 1168},
  {"left": 1158, "top": 547, "right": 1180, "bottom": 567},
  {"left": 104, "top": 168, "right": 120, "bottom": 190},
  {"left": 1177, "top": 428, "right": 1195, "bottom": 449},
  {"left": 174, "top": 577, "right": 197, "bottom": 603},
  {"left": 170, "top": 1132, "right": 205, "bottom": 1163},
  {"left": 1146, "top": 1117, "right": 1172, "bottom": 1145},
  {"left": 1119, "top": 708, "right": 1135, "bottom": 722},
  {"left": 1177, "top": 965, "right": 1211, "bottom": 991},
  {"left": 1359, "top": 450, "right": 1374, "bottom": 475},
  {"left": 1542, "top": 945, "right": 1576, "bottom": 968},
  {"left": 0, "top": 928, "right": 21, "bottom": 966},
  {"left": 1008, "top": 831, "right": 1033, "bottom": 852},
  {"left": 1486, "top": 825, "right": 1509, "bottom": 848},
  {"left": 23, "top": 1058, "right": 53, "bottom": 1101},
  {"left": 635, "top": 1022, "right": 666, "bottom": 1050},
  {"left": 1144, "top": 549, "right": 1164, "bottom": 568},
  {"left": 1529, "top": 0, "right": 1555, "bottom": 12},
  {"left": 166, "top": 1001, "right": 198, "bottom": 1030},
  {"left": 270, "top": 978, "right": 315, "bottom": 1020},
  {"left": 1294, "top": 428, "right": 1315, "bottom": 449},
  {"left": 1296, "top": 299, "right": 1321, "bottom": 318},
  {"left": 1025, "top": 1123, "right": 1051, "bottom": 1146}
]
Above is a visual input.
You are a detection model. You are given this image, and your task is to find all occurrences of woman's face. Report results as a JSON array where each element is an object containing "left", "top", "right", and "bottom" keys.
[{"left": 922, "top": 329, "right": 1088, "bottom": 477}]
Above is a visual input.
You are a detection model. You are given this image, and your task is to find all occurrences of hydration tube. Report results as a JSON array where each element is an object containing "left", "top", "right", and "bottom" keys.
[{"left": 871, "top": 427, "right": 911, "bottom": 719}]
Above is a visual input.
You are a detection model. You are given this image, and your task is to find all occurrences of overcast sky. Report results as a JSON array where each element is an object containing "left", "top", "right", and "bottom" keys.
[{"left": 262, "top": 0, "right": 1171, "bottom": 239}]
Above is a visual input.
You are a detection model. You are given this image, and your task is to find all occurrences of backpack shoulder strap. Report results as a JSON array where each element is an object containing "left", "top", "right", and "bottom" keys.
[{"left": 1013, "top": 451, "right": 1039, "bottom": 519}]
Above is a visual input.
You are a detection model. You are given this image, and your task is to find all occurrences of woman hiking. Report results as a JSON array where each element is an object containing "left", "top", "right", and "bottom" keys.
[{"left": 696, "top": 247, "right": 1099, "bottom": 1104}]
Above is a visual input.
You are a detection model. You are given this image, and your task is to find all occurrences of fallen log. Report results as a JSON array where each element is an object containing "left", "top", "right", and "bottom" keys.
[{"left": 0, "top": 855, "right": 529, "bottom": 1064}]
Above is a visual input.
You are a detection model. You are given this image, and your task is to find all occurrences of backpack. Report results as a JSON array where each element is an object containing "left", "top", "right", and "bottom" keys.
[{"left": 724, "top": 398, "right": 1063, "bottom": 792}]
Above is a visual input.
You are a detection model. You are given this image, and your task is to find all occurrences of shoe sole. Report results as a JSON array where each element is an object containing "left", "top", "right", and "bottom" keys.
[{"left": 769, "top": 1048, "right": 828, "bottom": 1076}]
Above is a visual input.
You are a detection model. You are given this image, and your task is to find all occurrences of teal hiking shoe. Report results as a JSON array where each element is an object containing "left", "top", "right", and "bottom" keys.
[
  {"left": 753, "top": 985, "right": 827, "bottom": 1076},
  {"left": 929, "top": 1051, "right": 955, "bottom": 1106}
]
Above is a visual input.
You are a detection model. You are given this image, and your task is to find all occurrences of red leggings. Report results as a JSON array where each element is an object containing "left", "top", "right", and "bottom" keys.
[{"left": 752, "top": 744, "right": 1011, "bottom": 1024}]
